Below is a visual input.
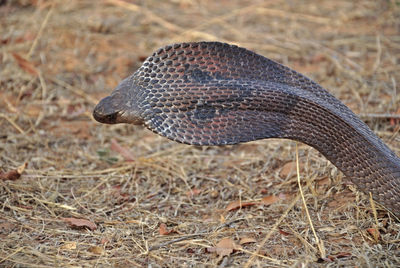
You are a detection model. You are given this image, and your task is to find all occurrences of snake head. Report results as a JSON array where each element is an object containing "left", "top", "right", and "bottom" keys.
[{"left": 93, "top": 76, "right": 144, "bottom": 125}]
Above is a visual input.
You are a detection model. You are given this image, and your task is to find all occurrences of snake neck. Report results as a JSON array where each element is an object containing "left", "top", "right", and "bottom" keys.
[{"left": 278, "top": 86, "right": 400, "bottom": 216}]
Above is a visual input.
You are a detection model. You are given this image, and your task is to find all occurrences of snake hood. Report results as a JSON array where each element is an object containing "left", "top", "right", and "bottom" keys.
[{"left": 93, "top": 42, "right": 400, "bottom": 217}]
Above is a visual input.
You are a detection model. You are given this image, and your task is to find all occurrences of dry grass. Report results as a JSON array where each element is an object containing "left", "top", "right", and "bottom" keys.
[{"left": 1, "top": 0, "right": 400, "bottom": 267}]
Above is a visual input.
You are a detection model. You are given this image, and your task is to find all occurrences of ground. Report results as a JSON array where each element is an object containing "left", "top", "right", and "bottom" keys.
[{"left": 1, "top": 0, "right": 400, "bottom": 267}]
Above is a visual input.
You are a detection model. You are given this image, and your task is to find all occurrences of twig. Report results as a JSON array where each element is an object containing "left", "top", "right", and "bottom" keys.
[
  {"left": 369, "top": 192, "right": 380, "bottom": 242},
  {"left": 27, "top": 3, "right": 55, "bottom": 59},
  {"left": 0, "top": 247, "right": 25, "bottom": 264},
  {"left": 255, "top": 7, "right": 332, "bottom": 25},
  {"left": 244, "top": 188, "right": 302, "bottom": 267},
  {"left": 214, "top": 218, "right": 247, "bottom": 231},
  {"left": 106, "top": 0, "right": 182, "bottom": 32},
  {"left": 48, "top": 77, "right": 98, "bottom": 104},
  {"left": 359, "top": 113, "right": 400, "bottom": 119},
  {"left": 0, "top": 113, "right": 26, "bottom": 135},
  {"left": 372, "top": 35, "right": 382, "bottom": 73},
  {"left": 148, "top": 233, "right": 204, "bottom": 251},
  {"left": 172, "top": 3, "right": 262, "bottom": 42},
  {"left": 295, "top": 143, "right": 326, "bottom": 259},
  {"left": 107, "top": 0, "right": 218, "bottom": 41},
  {"left": 239, "top": 248, "right": 291, "bottom": 266}
]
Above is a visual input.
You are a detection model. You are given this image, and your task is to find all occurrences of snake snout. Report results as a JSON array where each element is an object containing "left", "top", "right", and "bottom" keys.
[
  {"left": 93, "top": 96, "right": 122, "bottom": 124},
  {"left": 93, "top": 81, "right": 144, "bottom": 125},
  {"left": 93, "top": 94, "right": 144, "bottom": 125},
  {"left": 93, "top": 97, "right": 144, "bottom": 125}
]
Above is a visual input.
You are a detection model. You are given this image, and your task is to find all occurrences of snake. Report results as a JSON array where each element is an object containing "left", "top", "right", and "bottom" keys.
[{"left": 93, "top": 42, "right": 400, "bottom": 217}]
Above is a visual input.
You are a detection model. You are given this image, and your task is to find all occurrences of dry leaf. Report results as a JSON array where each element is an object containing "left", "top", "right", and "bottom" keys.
[
  {"left": 225, "top": 200, "right": 257, "bottom": 212},
  {"left": 62, "top": 217, "right": 97, "bottom": 231},
  {"left": 100, "top": 237, "right": 109, "bottom": 245},
  {"left": 25, "top": 104, "right": 42, "bottom": 117},
  {"left": 0, "top": 162, "right": 27, "bottom": 181},
  {"left": 110, "top": 185, "right": 134, "bottom": 204},
  {"left": 324, "top": 252, "right": 352, "bottom": 262},
  {"left": 0, "top": 169, "right": 21, "bottom": 181},
  {"left": 335, "top": 252, "right": 352, "bottom": 259},
  {"left": 208, "top": 237, "right": 240, "bottom": 257},
  {"left": 316, "top": 177, "right": 330, "bottom": 186},
  {"left": 186, "top": 188, "right": 201, "bottom": 198},
  {"left": 279, "top": 161, "right": 296, "bottom": 178},
  {"left": 320, "top": 256, "right": 335, "bottom": 262},
  {"left": 159, "top": 223, "right": 175, "bottom": 235},
  {"left": 367, "top": 228, "right": 380, "bottom": 241},
  {"left": 61, "top": 242, "right": 77, "bottom": 250},
  {"left": 279, "top": 229, "right": 291, "bottom": 236},
  {"left": 111, "top": 138, "right": 135, "bottom": 161},
  {"left": 219, "top": 213, "right": 226, "bottom": 223},
  {"left": 239, "top": 237, "right": 257, "bottom": 245},
  {"left": 390, "top": 108, "right": 400, "bottom": 126},
  {"left": 88, "top": 246, "right": 103, "bottom": 254},
  {"left": 12, "top": 53, "right": 38, "bottom": 76},
  {"left": 260, "top": 195, "right": 280, "bottom": 205}
]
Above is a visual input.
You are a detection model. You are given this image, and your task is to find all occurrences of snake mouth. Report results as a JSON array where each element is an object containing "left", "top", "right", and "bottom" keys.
[
  {"left": 93, "top": 96, "right": 122, "bottom": 124},
  {"left": 93, "top": 94, "right": 144, "bottom": 125}
]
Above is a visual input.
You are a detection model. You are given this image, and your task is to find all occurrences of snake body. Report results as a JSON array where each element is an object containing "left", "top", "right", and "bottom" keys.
[{"left": 93, "top": 42, "right": 400, "bottom": 216}]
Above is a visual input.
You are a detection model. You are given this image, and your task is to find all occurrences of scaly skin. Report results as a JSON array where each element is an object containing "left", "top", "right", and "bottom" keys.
[{"left": 93, "top": 42, "right": 400, "bottom": 217}]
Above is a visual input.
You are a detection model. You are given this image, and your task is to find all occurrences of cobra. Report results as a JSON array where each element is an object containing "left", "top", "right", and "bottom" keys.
[{"left": 93, "top": 42, "right": 400, "bottom": 217}]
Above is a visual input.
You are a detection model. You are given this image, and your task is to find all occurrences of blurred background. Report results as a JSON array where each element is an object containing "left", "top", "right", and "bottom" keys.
[{"left": 1, "top": 0, "right": 399, "bottom": 267}]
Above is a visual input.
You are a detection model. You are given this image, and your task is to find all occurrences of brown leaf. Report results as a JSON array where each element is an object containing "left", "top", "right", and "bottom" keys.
[
  {"left": 0, "top": 170, "right": 21, "bottom": 181},
  {"left": 0, "top": 162, "right": 27, "bottom": 181},
  {"left": 88, "top": 246, "right": 103, "bottom": 254},
  {"left": 62, "top": 217, "right": 97, "bottom": 231},
  {"left": 279, "top": 229, "right": 291, "bottom": 236},
  {"left": 25, "top": 104, "right": 42, "bottom": 117},
  {"left": 110, "top": 138, "right": 135, "bottom": 161},
  {"left": 239, "top": 237, "right": 257, "bottom": 245},
  {"left": 186, "top": 188, "right": 201, "bottom": 198},
  {"left": 316, "top": 177, "right": 331, "bottom": 187},
  {"left": 279, "top": 161, "right": 296, "bottom": 178},
  {"left": 324, "top": 252, "right": 352, "bottom": 262},
  {"left": 159, "top": 223, "right": 176, "bottom": 235},
  {"left": 335, "top": 252, "right": 352, "bottom": 259},
  {"left": 390, "top": 108, "right": 400, "bottom": 126},
  {"left": 225, "top": 200, "right": 258, "bottom": 212},
  {"left": 320, "top": 256, "right": 335, "bottom": 262},
  {"left": 260, "top": 195, "right": 280, "bottom": 205},
  {"left": 208, "top": 237, "right": 240, "bottom": 257},
  {"left": 12, "top": 53, "right": 38, "bottom": 76},
  {"left": 367, "top": 228, "right": 380, "bottom": 241}
]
